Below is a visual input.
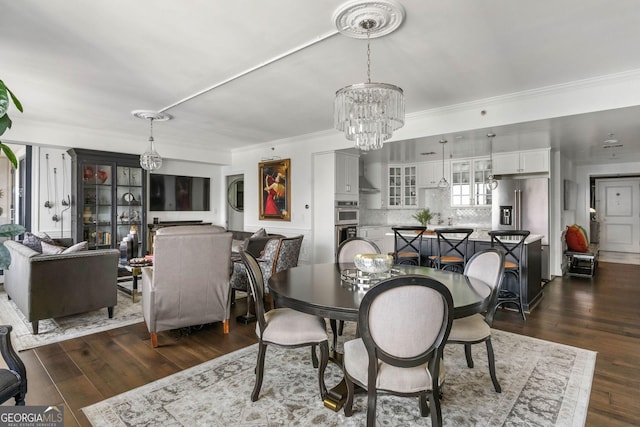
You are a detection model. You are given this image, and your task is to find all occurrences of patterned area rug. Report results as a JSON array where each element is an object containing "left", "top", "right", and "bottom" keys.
[
  {"left": 82, "top": 328, "right": 596, "bottom": 426},
  {"left": 0, "top": 285, "right": 143, "bottom": 351}
]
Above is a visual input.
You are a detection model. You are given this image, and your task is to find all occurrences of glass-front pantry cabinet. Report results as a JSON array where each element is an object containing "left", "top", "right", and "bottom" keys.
[{"left": 68, "top": 149, "right": 147, "bottom": 255}]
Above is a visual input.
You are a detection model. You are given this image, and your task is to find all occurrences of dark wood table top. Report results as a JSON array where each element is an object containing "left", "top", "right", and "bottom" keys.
[{"left": 268, "top": 263, "right": 492, "bottom": 322}]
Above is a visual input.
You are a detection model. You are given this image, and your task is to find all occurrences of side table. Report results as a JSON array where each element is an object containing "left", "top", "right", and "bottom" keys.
[{"left": 117, "top": 262, "right": 152, "bottom": 302}]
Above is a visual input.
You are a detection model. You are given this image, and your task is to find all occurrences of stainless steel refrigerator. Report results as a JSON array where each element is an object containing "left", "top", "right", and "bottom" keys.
[{"left": 491, "top": 177, "right": 551, "bottom": 280}]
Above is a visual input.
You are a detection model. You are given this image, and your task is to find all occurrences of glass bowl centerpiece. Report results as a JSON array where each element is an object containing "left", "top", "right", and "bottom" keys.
[{"left": 354, "top": 253, "right": 393, "bottom": 274}]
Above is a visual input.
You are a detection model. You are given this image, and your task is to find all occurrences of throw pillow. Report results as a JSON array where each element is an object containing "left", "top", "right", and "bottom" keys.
[
  {"left": 41, "top": 241, "right": 66, "bottom": 255},
  {"left": 251, "top": 228, "right": 267, "bottom": 239},
  {"left": 63, "top": 241, "right": 89, "bottom": 253},
  {"left": 566, "top": 225, "right": 589, "bottom": 252},
  {"left": 22, "top": 232, "right": 55, "bottom": 253}
]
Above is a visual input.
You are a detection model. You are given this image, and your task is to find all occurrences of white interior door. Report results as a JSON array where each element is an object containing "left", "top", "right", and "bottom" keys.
[{"left": 596, "top": 178, "right": 640, "bottom": 253}]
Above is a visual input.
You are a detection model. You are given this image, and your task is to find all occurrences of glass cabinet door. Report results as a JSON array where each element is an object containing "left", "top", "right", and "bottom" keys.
[
  {"left": 403, "top": 165, "right": 417, "bottom": 207},
  {"left": 473, "top": 158, "right": 492, "bottom": 206},
  {"left": 116, "top": 166, "right": 144, "bottom": 257},
  {"left": 388, "top": 166, "right": 402, "bottom": 207},
  {"left": 81, "top": 162, "right": 113, "bottom": 249},
  {"left": 451, "top": 160, "right": 471, "bottom": 206}
]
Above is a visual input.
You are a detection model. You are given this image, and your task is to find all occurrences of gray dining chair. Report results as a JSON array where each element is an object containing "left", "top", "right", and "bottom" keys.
[
  {"left": 343, "top": 275, "right": 454, "bottom": 427},
  {"left": 446, "top": 248, "right": 505, "bottom": 392},
  {"left": 240, "top": 250, "right": 329, "bottom": 402}
]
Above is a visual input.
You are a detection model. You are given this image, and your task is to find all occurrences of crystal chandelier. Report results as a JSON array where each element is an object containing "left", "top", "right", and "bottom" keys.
[
  {"left": 132, "top": 110, "right": 172, "bottom": 171},
  {"left": 486, "top": 132, "right": 499, "bottom": 191},
  {"left": 333, "top": 1, "right": 406, "bottom": 151},
  {"left": 438, "top": 138, "right": 449, "bottom": 188}
]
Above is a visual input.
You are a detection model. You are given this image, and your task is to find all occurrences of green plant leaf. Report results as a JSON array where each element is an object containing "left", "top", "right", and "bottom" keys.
[
  {"left": 0, "top": 80, "right": 8, "bottom": 118},
  {"left": 0, "top": 113, "right": 10, "bottom": 136},
  {"left": 0, "top": 245, "right": 12, "bottom": 270},
  {"left": 6, "top": 87, "right": 23, "bottom": 113},
  {"left": 0, "top": 143, "right": 18, "bottom": 169},
  {"left": 0, "top": 223, "right": 25, "bottom": 238}
]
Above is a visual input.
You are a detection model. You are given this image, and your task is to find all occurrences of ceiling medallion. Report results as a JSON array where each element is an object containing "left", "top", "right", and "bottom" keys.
[{"left": 333, "top": 0, "right": 406, "bottom": 39}]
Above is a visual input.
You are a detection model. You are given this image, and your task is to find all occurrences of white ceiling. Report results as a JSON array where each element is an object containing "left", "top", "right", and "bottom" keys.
[{"left": 3, "top": 0, "right": 640, "bottom": 166}]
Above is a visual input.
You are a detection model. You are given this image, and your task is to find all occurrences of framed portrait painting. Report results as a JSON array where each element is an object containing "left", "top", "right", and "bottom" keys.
[{"left": 259, "top": 158, "right": 291, "bottom": 221}]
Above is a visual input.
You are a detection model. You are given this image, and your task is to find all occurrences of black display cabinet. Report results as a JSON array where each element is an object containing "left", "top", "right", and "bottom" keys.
[{"left": 68, "top": 148, "right": 147, "bottom": 255}]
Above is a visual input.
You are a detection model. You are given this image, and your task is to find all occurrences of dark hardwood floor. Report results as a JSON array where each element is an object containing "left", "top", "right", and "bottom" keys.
[{"left": 3, "top": 261, "right": 640, "bottom": 426}]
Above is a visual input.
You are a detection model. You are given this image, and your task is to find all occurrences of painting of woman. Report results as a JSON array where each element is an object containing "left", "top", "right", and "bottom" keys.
[{"left": 259, "top": 159, "right": 290, "bottom": 221}]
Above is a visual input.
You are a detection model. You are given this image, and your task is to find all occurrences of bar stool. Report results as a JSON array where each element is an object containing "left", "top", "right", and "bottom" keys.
[
  {"left": 488, "top": 230, "right": 530, "bottom": 320},
  {"left": 391, "top": 226, "right": 426, "bottom": 266},
  {"left": 429, "top": 228, "right": 474, "bottom": 272}
]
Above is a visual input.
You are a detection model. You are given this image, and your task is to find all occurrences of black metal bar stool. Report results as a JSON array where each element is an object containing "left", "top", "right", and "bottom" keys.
[
  {"left": 488, "top": 229, "right": 530, "bottom": 320},
  {"left": 429, "top": 228, "right": 474, "bottom": 272},
  {"left": 391, "top": 226, "right": 426, "bottom": 266}
]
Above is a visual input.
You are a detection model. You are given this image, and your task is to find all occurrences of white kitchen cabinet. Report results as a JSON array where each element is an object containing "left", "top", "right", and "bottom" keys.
[
  {"left": 335, "top": 153, "right": 359, "bottom": 199},
  {"left": 492, "top": 149, "right": 549, "bottom": 175},
  {"left": 450, "top": 157, "right": 492, "bottom": 206},
  {"left": 388, "top": 164, "right": 417, "bottom": 208},
  {"left": 418, "top": 160, "right": 450, "bottom": 188}
]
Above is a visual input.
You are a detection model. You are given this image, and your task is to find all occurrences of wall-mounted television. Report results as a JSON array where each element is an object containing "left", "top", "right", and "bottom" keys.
[{"left": 150, "top": 173, "right": 211, "bottom": 211}]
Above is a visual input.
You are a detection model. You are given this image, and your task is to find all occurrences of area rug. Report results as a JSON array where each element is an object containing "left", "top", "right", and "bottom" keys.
[
  {"left": 0, "top": 286, "right": 143, "bottom": 351},
  {"left": 82, "top": 328, "right": 596, "bottom": 426}
]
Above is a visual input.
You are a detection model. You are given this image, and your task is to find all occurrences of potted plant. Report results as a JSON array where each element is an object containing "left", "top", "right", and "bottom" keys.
[
  {"left": 0, "top": 79, "right": 27, "bottom": 268},
  {"left": 412, "top": 208, "right": 433, "bottom": 228}
]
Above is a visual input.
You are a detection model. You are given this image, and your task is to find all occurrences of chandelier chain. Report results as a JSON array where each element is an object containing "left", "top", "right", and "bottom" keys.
[{"left": 366, "top": 31, "right": 371, "bottom": 84}]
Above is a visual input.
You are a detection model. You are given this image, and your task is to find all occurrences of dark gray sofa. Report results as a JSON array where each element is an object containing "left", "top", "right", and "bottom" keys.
[{"left": 3, "top": 240, "right": 120, "bottom": 334}]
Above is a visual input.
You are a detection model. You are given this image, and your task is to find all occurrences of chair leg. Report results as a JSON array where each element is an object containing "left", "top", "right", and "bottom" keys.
[
  {"left": 252, "top": 342, "right": 268, "bottom": 402},
  {"left": 366, "top": 388, "right": 377, "bottom": 427},
  {"left": 486, "top": 338, "right": 502, "bottom": 393},
  {"left": 317, "top": 341, "right": 329, "bottom": 399},
  {"left": 108, "top": 306, "right": 114, "bottom": 318},
  {"left": 429, "top": 393, "right": 443, "bottom": 427},
  {"left": 15, "top": 392, "right": 26, "bottom": 406},
  {"left": 150, "top": 332, "right": 158, "bottom": 348},
  {"left": 32, "top": 321, "right": 39, "bottom": 335},
  {"left": 419, "top": 393, "right": 430, "bottom": 417},
  {"left": 344, "top": 374, "right": 355, "bottom": 417},
  {"left": 338, "top": 320, "right": 344, "bottom": 336},
  {"left": 222, "top": 319, "right": 230, "bottom": 334},
  {"left": 464, "top": 343, "right": 474, "bottom": 368},
  {"left": 311, "top": 344, "right": 318, "bottom": 368},
  {"left": 329, "top": 319, "right": 338, "bottom": 350}
]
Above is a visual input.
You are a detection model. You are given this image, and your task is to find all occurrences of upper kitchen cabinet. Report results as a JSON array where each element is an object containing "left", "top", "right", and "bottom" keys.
[
  {"left": 492, "top": 149, "right": 549, "bottom": 176},
  {"left": 335, "top": 152, "right": 359, "bottom": 200},
  {"left": 418, "top": 160, "right": 450, "bottom": 188},
  {"left": 451, "top": 157, "right": 492, "bottom": 206},
  {"left": 388, "top": 164, "right": 417, "bottom": 208}
]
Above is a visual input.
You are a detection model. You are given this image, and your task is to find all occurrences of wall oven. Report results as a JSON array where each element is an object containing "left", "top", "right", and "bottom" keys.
[
  {"left": 335, "top": 224, "right": 358, "bottom": 249},
  {"left": 335, "top": 200, "right": 358, "bottom": 249},
  {"left": 335, "top": 200, "right": 359, "bottom": 225}
]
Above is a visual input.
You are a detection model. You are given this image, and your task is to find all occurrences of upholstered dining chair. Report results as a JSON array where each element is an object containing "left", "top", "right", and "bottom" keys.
[
  {"left": 343, "top": 275, "right": 454, "bottom": 427},
  {"left": 489, "top": 230, "right": 530, "bottom": 320},
  {"left": 333, "top": 237, "right": 381, "bottom": 346},
  {"left": 141, "top": 225, "right": 233, "bottom": 348},
  {"left": 391, "top": 226, "right": 426, "bottom": 265},
  {"left": 240, "top": 250, "right": 329, "bottom": 402},
  {"left": 446, "top": 249, "right": 505, "bottom": 393},
  {"left": 429, "top": 228, "right": 474, "bottom": 272},
  {"left": 0, "top": 325, "right": 27, "bottom": 405}
]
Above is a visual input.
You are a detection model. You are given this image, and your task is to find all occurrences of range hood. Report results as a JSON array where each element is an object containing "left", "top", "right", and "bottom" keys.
[{"left": 359, "top": 175, "right": 380, "bottom": 193}]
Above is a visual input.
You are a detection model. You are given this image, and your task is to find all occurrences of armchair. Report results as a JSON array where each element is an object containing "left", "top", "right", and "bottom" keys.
[
  {"left": 141, "top": 225, "right": 233, "bottom": 347},
  {"left": 0, "top": 325, "right": 27, "bottom": 405}
]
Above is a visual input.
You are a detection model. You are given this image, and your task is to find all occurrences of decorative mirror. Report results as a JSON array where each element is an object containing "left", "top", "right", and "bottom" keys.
[{"left": 227, "top": 178, "right": 244, "bottom": 212}]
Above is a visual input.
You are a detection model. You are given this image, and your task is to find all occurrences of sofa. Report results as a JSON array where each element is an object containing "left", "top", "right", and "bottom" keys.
[{"left": 3, "top": 240, "right": 120, "bottom": 334}]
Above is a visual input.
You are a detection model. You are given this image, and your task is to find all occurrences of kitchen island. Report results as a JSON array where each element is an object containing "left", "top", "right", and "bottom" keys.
[{"left": 386, "top": 229, "right": 544, "bottom": 313}]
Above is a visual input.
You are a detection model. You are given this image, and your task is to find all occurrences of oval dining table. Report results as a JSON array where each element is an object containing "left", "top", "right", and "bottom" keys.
[{"left": 267, "top": 262, "right": 493, "bottom": 411}]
